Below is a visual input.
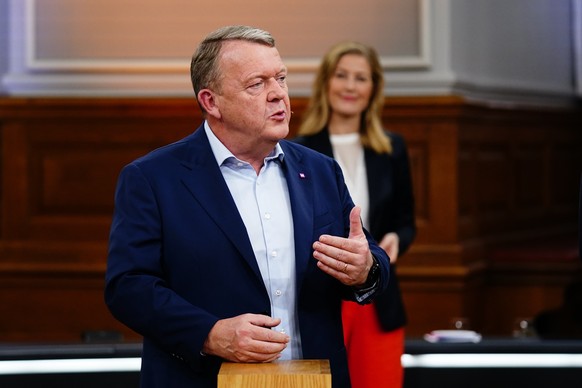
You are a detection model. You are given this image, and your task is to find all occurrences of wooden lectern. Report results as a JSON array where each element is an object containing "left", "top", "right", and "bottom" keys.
[{"left": 217, "top": 359, "right": 331, "bottom": 388}]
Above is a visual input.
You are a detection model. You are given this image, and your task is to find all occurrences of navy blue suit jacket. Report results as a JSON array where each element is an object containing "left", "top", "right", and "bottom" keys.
[
  {"left": 294, "top": 129, "right": 416, "bottom": 331},
  {"left": 104, "top": 125, "right": 390, "bottom": 388}
]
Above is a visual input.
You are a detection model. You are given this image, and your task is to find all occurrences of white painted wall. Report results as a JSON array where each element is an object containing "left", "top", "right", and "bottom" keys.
[
  {"left": 0, "top": 0, "right": 579, "bottom": 107},
  {"left": 450, "top": 0, "right": 576, "bottom": 107},
  {"left": 0, "top": 0, "right": 9, "bottom": 87}
]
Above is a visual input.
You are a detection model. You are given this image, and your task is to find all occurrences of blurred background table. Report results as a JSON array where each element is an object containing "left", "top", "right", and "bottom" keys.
[
  {"left": 1, "top": 339, "right": 582, "bottom": 388},
  {"left": 403, "top": 338, "right": 582, "bottom": 388}
]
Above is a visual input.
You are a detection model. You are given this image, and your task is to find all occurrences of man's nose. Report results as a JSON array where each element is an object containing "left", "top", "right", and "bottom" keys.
[{"left": 267, "top": 79, "right": 287, "bottom": 100}]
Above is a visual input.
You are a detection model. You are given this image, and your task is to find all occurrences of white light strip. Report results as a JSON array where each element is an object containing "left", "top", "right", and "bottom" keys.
[
  {"left": 401, "top": 353, "right": 582, "bottom": 368},
  {"left": 2, "top": 353, "right": 582, "bottom": 375},
  {"left": 0, "top": 358, "right": 141, "bottom": 375}
]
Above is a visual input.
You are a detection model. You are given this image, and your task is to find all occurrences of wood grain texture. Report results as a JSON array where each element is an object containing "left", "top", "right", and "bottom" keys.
[
  {"left": 218, "top": 360, "right": 331, "bottom": 388},
  {"left": 0, "top": 96, "right": 580, "bottom": 341}
]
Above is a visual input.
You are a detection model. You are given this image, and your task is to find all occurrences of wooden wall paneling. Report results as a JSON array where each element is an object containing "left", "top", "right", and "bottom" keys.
[
  {"left": 458, "top": 113, "right": 578, "bottom": 244},
  {"left": 406, "top": 139, "right": 429, "bottom": 227},
  {"left": 0, "top": 98, "right": 204, "bottom": 341},
  {"left": 287, "top": 98, "right": 308, "bottom": 138},
  {"left": 475, "top": 144, "right": 512, "bottom": 234},
  {"left": 459, "top": 104, "right": 582, "bottom": 336},
  {"left": 382, "top": 96, "right": 465, "bottom": 247},
  {"left": 513, "top": 144, "right": 545, "bottom": 214},
  {"left": 0, "top": 272, "right": 141, "bottom": 342},
  {"left": 1, "top": 121, "right": 30, "bottom": 239},
  {"left": 379, "top": 97, "right": 489, "bottom": 337},
  {"left": 550, "top": 141, "right": 582, "bottom": 211},
  {"left": 483, "top": 260, "right": 582, "bottom": 336},
  {"left": 426, "top": 122, "right": 460, "bottom": 244},
  {"left": 0, "top": 96, "right": 581, "bottom": 341},
  {"left": 399, "top": 267, "right": 486, "bottom": 335}
]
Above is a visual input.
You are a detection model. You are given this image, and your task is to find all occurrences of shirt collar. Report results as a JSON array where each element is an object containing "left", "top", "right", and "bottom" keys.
[{"left": 204, "top": 121, "right": 285, "bottom": 167}]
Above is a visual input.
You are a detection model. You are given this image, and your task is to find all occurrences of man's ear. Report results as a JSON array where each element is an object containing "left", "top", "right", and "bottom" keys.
[{"left": 197, "top": 89, "right": 221, "bottom": 119}]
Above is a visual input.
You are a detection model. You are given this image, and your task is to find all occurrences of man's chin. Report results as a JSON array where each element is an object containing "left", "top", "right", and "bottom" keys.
[{"left": 268, "top": 123, "right": 290, "bottom": 140}]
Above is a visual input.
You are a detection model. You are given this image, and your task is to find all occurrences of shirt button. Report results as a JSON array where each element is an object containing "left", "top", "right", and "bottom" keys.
[
  {"left": 275, "top": 290, "right": 282, "bottom": 296},
  {"left": 264, "top": 213, "right": 271, "bottom": 220},
  {"left": 271, "top": 251, "right": 278, "bottom": 258}
]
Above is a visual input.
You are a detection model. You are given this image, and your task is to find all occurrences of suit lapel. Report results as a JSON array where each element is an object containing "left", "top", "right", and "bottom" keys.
[
  {"left": 179, "top": 127, "right": 264, "bottom": 285},
  {"left": 280, "top": 142, "right": 314, "bottom": 288},
  {"left": 178, "top": 131, "right": 318, "bottom": 291}
]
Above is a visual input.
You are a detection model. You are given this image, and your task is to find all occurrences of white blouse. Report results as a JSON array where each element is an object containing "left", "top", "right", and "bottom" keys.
[{"left": 329, "top": 132, "right": 370, "bottom": 230}]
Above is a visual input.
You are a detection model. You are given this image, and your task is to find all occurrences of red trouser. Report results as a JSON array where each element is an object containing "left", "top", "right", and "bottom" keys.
[{"left": 342, "top": 301, "right": 404, "bottom": 388}]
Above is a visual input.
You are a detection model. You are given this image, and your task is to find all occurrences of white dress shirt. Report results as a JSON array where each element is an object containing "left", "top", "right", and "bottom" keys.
[{"left": 204, "top": 122, "right": 302, "bottom": 360}]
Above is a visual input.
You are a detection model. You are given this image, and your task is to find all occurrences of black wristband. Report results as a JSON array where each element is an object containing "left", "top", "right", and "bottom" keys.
[{"left": 362, "top": 255, "right": 380, "bottom": 288}]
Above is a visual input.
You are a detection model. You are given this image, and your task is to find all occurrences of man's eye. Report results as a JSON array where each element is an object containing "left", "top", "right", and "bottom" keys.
[{"left": 277, "top": 76, "right": 287, "bottom": 85}]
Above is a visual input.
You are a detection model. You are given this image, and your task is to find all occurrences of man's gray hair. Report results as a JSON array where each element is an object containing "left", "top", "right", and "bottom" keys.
[{"left": 190, "top": 25, "right": 276, "bottom": 104}]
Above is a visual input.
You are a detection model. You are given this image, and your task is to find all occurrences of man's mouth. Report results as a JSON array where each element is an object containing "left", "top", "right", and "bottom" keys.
[{"left": 270, "top": 109, "right": 287, "bottom": 120}]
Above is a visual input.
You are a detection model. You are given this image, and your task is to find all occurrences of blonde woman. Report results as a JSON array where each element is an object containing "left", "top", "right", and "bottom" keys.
[{"left": 294, "top": 41, "right": 416, "bottom": 388}]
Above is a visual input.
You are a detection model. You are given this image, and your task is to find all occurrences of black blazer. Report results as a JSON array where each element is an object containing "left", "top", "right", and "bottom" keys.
[{"left": 294, "top": 129, "right": 416, "bottom": 331}]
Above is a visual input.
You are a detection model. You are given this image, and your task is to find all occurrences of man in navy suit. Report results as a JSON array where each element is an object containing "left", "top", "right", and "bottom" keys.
[{"left": 104, "top": 25, "right": 390, "bottom": 388}]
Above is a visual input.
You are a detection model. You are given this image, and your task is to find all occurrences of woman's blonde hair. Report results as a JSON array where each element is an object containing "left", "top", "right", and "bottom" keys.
[{"left": 297, "top": 41, "right": 392, "bottom": 154}]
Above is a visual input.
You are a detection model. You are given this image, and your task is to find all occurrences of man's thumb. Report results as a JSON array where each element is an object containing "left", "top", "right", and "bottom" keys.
[{"left": 348, "top": 206, "right": 364, "bottom": 239}]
